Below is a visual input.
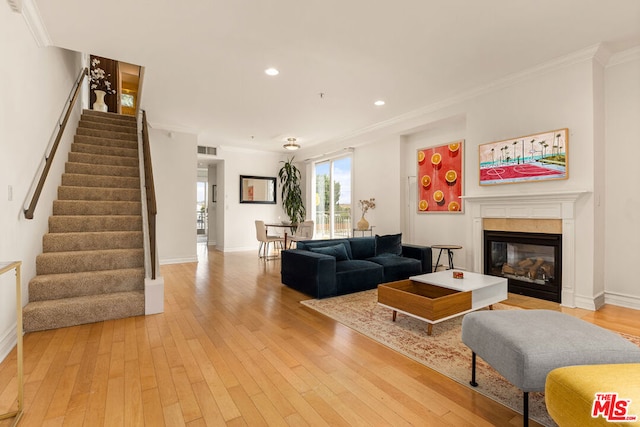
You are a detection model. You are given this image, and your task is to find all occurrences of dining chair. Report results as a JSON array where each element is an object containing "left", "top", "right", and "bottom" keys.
[
  {"left": 287, "top": 220, "right": 315, "bottom": 248},
  {"left": 255, "top": 220, "right": 285, "bottom": 258}
]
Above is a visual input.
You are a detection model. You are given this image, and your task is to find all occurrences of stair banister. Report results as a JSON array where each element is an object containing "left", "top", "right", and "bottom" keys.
[
  {"left": 23, "top": 67, "right": 89, "bottom": 220},
  {"left": 141, "top": 110, "right": 158, "bottom": 280}
]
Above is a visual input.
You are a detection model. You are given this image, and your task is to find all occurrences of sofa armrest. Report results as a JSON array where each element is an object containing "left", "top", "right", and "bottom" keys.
[
  {"left": 281, "top": 249, "right": 338, "bottom": 298},
  {"left": 402, "top": 244, "right": 433, "bottom": 274}
]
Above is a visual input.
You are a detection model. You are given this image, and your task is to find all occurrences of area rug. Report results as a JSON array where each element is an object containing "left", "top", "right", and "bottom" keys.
[{"left": 301, "top": 289, "right": 640, "bottom": 427}]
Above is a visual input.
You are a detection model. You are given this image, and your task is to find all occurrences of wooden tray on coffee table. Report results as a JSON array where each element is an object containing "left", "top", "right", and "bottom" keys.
[{"left": 378, "top": 271, "right": 507, "bottom": 335}]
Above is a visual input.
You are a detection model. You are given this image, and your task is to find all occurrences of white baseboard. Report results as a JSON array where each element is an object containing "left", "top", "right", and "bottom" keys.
[
  {"left": 604, "top": 292, "right": 640, "bottom": 311},
  {"left": 145, "top": 276, "right": 165, "bottom": 315},
  {"left": 0, "top": 324, "right": 17, "bottom": 364},
  {"left": 159, "top": 256, "right": 198, "bottom": 265},
  {"left": 223, "top": 246, "right": 260, "bottom": 253},
  {"left": 574, "top": 293, "right": 600, "bottom": 311}
]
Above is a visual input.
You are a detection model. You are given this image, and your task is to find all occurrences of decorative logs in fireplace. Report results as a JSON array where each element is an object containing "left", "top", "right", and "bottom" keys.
[
  {"left": 501, "top": 257, "right": 553, "bottom": 283},
  {"left": 484, "top": 230, "right": 562, "bottom": 302}
]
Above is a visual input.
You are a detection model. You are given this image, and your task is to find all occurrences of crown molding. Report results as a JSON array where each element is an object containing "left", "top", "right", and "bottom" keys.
[
  {"left": 607, "top": 45, "right": 640, "bottom": 68},
  {"left": 21, "top": 0, "right": 51, "bottom": 47},
  {"left": 592, "top": 44, "right": 612, "bottom": 67},
  {"left": 325, "top": 45, "right": 604, "bottom": 145}
]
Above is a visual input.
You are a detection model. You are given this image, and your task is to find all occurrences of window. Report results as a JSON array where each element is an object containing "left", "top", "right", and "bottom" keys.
[
  {"left": 313, "top": 156, "right": 352, "bottom": 239},
  {"left": 121, "top": 93, "right": 135, "bottom": 108}
]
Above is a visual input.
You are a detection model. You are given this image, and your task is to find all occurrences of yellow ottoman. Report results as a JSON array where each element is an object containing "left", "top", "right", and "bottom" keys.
[{"left": 545, "top": 363, "right": 640, "bottom": 426}]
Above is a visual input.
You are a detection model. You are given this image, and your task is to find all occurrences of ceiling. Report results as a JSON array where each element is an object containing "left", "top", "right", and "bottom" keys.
[{"left": 34, "top": 0, "right": 640, "bottom": 152}]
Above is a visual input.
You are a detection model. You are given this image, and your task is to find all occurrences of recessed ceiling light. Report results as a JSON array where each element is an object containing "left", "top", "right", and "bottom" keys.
[
  {"left": 374, "top": 100, "right": 385, "bottom": 106},
  {"left": 265, "top": 68, "right": 279, "bottom": 76}
]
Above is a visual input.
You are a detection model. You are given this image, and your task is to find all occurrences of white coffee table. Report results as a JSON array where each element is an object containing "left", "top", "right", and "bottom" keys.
[
  {"left": 378, "top": 270, "right": 507, "bottom": 335},
  {"left": 411, "top": 270, "right": 508, "bottom": 310}
]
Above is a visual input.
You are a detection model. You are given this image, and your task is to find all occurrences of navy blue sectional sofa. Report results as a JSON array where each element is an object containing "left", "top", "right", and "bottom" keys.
[{"left": 280, "top": 234, "right": 432, "bottom": 299}]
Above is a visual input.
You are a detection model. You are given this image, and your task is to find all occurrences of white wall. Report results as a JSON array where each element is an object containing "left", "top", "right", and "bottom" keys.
[
  {"left": 149, "top": 129, "right": 198, "bottom": 264},
  {"left": 401, "top": 115, "right": 467, "bottom": 256},
  {"left": 352, "top": 138, "right": 402, "bottom": 236},
  {"left": 217, "top": 147, "right": 289, "bottom": 252},
  {"left": 604, "top": 49, "right": 640, "bottom": 308},
  {"left": 0, "top": 6, "right": 82, "bottom": 361}
]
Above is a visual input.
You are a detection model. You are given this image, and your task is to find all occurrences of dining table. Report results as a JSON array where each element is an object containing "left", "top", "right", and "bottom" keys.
[{"left": 264, "top": 223, "right": 296, "bottom": 249}]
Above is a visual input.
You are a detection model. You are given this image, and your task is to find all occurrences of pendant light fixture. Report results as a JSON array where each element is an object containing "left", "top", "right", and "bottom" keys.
[{"left": 283, "top": 137, "right": 300, "bottom": 150}]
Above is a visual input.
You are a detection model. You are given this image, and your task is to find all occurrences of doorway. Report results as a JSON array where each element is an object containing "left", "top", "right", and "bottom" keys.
[
  {"left": 197, "top": 169, "right": 208, "bottom": 241},
  {"left": 313, "top": 155, "right": 352, "bottom": 239},
  {"left": 89, "top": 55, "right": 141, "bottom": 115}
]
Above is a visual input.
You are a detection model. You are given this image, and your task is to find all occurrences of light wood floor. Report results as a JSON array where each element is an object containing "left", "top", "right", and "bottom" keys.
[{"left": 2, "top": 247, "right": 639, "bottom": 426}]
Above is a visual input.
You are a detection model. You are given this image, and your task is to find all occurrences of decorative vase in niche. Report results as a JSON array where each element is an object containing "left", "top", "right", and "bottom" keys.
[
  {"left": 357, "top": 216, "right": 369, "bottom": 231},
  {"left": 92, "top": 90, "right": 108, "bottom": 112}
]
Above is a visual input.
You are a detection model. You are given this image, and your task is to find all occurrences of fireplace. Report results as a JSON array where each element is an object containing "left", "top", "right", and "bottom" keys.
[
  {"left": 484, "top": 230, "right": 562, "bottom": 302},
  {"left": 465, "top": 191, "right": 588, "bottom": 308}
]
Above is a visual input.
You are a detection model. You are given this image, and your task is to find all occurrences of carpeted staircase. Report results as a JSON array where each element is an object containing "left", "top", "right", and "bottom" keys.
[{"left": 23, "top": 110, "right": 146, "bottom": 332}]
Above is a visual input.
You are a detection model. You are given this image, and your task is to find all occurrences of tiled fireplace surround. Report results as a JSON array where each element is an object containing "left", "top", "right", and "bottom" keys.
[{"left": 464, "top": 191, "right": 589, "bottom": 308}]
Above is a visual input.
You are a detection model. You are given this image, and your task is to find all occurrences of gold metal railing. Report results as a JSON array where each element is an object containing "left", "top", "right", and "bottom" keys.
[
  {"left": 24, "top": 67, "right": 88, "bottom": 219},
  {"left": 141, "top": 110, "right": 158, "bottom": 279}
]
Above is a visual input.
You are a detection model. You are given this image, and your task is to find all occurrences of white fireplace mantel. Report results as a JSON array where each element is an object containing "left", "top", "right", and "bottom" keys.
[{"left": 464, "top": 190, "right": 591, "bottom": 308}]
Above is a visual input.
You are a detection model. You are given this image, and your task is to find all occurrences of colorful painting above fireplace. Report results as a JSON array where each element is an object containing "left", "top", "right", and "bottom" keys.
[{"left": 479, "top": 128, "right": 568, "bottom": 185}]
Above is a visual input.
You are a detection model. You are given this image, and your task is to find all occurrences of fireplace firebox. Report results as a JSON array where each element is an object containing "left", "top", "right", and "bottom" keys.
[{"left": 484, "top": 230, "right": 562, "bottom": 302}]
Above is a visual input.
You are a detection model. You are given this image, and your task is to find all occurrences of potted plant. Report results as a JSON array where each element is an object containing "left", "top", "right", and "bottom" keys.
[
  {"left": 357, "top": 198, "right": 375, "bottom": 230},
  {"left": 278, "top": 157, "right": 306, "bottom": 225}
]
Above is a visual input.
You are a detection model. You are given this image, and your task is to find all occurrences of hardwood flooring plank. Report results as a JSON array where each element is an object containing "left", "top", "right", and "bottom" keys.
[
  {"left": 43, "top": 364, "right": 79, "bottom": 421},
  {"left": 83, "top": 352, "right": 110, "bottom": 426},
  {"left": 170, "top": 365, "right": 202, "bottom": 423},
  {"left": 141, "top": 387, "right": 165, "bottom": 426},
  {"left": 186, "top": 339, "right": 241, "bottom": 421},
  {"left": 190, "top": 381, "right": 226, "bottom": 426},
  {"left": 150, "top": 345, "right": 179, "bottom": 408},
  {"left": 124, "top": 359, "right": 144, "bottom": 426},
  {"left": 226, "top": 385, "right": 268, "bottom": 427}
]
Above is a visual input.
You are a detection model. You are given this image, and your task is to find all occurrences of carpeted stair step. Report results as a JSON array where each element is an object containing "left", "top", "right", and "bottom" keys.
[
  {"left": 23, "top": 290, "right": 145, "bottom": 332},
  {"left": 36, "top": 248, "right": 144, "bottom": 275},
  {"left": 43, "top": 231, "right": 143, "bottom": 252},
  {"left": 82, "top": 110, "right": 137, "bottom": 125},
  {"left": 78, "top": 120, "right": 137, "bottom": 135},
  {"left": 62, "top": 173, "right": 140, "bottom": 189},
  {"left": 71, "top": 142, "right": 138, "bottom": 158},
  {"left": 28, "top": 268, "right": 145, "bottom": 301},
  {"left": 58, "top": 186, "right": 141, "bottom": 202},
  {"left": 76, "top": 127, "right": 137, "bottom": 142},
  {"left": 74, "top": 134, "right": 137, "bottom": 150},
  {"left": 53, "top": 200, "right": 141, "bottom": 216},
  {"left": 48, "top": 215, "right": 142, "bottom": 233},
  {"left": 69, "top": 152, "right": 139, "bottom": 168},
  {"left": 65, "top": 162, "right": 139, "bottom": 178}
]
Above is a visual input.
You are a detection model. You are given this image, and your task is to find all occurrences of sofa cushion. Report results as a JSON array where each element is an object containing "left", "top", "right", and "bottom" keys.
[
  {"left": 375, "top": 233, "right": 402, "bottom": 256},
  {"left": 335, "top": 260, "right": 384, "bottom": 294},
  {"left": 367, "top": 255, "right": 422, "bottom": 282},
  {"left": 349, "top": 237, "right": 376, "bottom": 259},
  {"left": 297, "top": 239, "right": 353, "bottom": 259},
  {"left": 309, "top": 243, "right": 350, "bottom": 261}
]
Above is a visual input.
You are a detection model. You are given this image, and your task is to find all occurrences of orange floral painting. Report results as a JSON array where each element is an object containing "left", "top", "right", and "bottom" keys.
[{"left": 417, "top": 140, "right": 464, "bottom": 213}]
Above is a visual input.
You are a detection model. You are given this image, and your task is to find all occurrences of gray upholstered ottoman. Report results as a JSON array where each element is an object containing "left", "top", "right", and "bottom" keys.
[{"left": 461, "top": 309, "right": 640, "bottom": 426}]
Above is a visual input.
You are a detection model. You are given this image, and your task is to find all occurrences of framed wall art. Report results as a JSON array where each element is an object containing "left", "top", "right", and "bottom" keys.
[
  {"left": 479, "top": 128, "right": 568, "bottom": 185},
  {"left": 417, "top": 140, "right": 464, "bottom": 213}
]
